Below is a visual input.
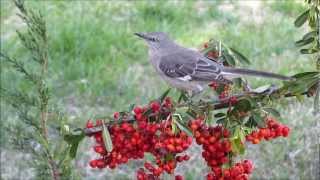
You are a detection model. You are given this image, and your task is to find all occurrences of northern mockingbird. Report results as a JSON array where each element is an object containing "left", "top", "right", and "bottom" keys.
[{"left": 135, "top": 32, "right": 293, "bottom": 95}]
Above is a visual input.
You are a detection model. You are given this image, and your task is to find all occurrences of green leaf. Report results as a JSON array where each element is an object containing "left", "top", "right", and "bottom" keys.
[
  {"left": 293, "top": 71, "right": 320, "bottom": 79},
  {"left": 294, "top": 9, "right": 310, "bottom": 27},
  {"left": 239, "top": 129, "right": 245, "bottom": 143},
  {"left": 235, "top": 98, "right": 253, "bottom": 112},
  {"left": 173, "top": 116, "right": 193, "bottom": 137},
  {"left": 143, "top": 108, "right": 153, "bottom": 116},
  {"left": 252, "top": 112, "right": 265, "bottom": 128},
  {"left": 263, "top": 107, "right": 281, "bottom": 118},
  {"left": 202, "top": 47, "right": 214, "bottom": 55},
  {"left": 229, "top": 48, "right": 250, "bottom": 65},
  {"left": 291, "top": 82, "right": 316, "bottom": 94},
  {"left": 216, "top": 118, "right": 226, "bottom": 124},
  {"left": 69, "top": 142, "right": 80, "bottom": 159},
  {"left": 295, "top": 37, "right": 314, "bottom": 47},
  {"left": 302, "top": 31, "right": 317, "bottom": 40},
  {"left": 128, "top": 104, "right": 135, "bottom": 112},
  {"left": 230, "top": 137, "right": 245, "bottom": 155},
  {"left": 57, "top": 147, "right": 70, "bottom": 166},
  {"left": 214, "top": 113, "right": 226, "bottom": 118},
  {"left": 102, "top": 122, "right": 113, "bottom": 153},
  {"left": 223, "top": 53, "right": 236, "bottom": 66},
  {"left": 171, "top": 120, "right": 178, "bottom": 134},
  {"left": 232, "top": 78, "right": 242, "bottom": 88},
  {"left": 64, "top": 131, "right": 85, "bottom": 159},
  {"left": 186, "top": 109, "right": 197, "bottom": 118},
  {"left": 283, "top": 74, "right": 318, "bottom": 94},
  {"left": 178, "top": 92, "right": 188, "bottom": 103},
  {"left": 245, "top": 116, "right": 257, "bottom": 128},
  {"left": 300, "top": 48, "right": 318, "bottom": 54},
  {"left": 158, "top": 88, "right": 171, "bottom": 103}
]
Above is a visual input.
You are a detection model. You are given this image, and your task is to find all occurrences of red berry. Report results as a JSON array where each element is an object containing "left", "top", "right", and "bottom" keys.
[
  {"left": 150, "top": 101, "right": 161, "bottom": 112},
  {"left": 229, "top": 96, "right": 238, "bottom": 105},
  {"left": 89, "top": 160, "right": 97, "bottom": 168},
  {"left": 175, "top": 175, "right": 184, "bottom": 180},
  {"left": 113, "top": 112, "right": 120, "bottom": 120},
  {"left": 203, "top": 42, "right": 209, "bottom": 48},
  {"left": 86, "top": 120, "right": 94, "bottom": 128}
]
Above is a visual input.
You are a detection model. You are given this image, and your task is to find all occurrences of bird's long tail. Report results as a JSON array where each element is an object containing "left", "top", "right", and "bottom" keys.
[{"left": 222, "top": 67, "right": 294, "bottom": 81}]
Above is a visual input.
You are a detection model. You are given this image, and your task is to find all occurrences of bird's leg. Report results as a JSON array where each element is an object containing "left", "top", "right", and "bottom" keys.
[{"left": 242, "top": 79, "right": 253, "bottom": 92}]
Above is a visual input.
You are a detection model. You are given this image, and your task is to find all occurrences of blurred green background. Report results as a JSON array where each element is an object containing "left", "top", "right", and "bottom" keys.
[{"left": 1, "top": 0, "right": 319, "bottom": 180}]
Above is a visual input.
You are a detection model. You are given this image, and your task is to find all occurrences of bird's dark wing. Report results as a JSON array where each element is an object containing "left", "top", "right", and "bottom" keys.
[{"left": 159, "top": 51, "right": 230, "bottom": 83}]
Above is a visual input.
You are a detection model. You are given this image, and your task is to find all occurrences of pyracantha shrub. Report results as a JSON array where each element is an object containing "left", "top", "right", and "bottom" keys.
[{"left": 85, "top": 94, "right": 290, "bottom": 180}]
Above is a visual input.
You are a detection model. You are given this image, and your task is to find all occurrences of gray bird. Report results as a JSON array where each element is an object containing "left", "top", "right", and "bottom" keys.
[{"left": 135, "top": 32, "right": 293, "bottom": 95}]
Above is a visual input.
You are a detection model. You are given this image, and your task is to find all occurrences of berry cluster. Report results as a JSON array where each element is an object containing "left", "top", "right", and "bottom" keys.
[
  {"left": 208, "top": 82, "right": 232, "bottom": 100},
  {"left": 188, "top": 119, "right": 253, "bottom": 180},
  {"left": 206, "top": 160, "right": 253, "bottom": 180},
  {"left": 246, "top": 117, "right": 290, "bottom": 144},
  {"left": 86, "top": 97, "right": 290, "bottom": 180},
  {"left": 87, "top": 97, "right": 193, "bottom": 179},
  {"left": 189, "top": 119, "right": 230, "bottom": 173}
]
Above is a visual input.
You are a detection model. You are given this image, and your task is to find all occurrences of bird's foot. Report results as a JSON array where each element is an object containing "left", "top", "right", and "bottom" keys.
[{"left": 242, "top": 79, "right": 253, "bottom": 92}]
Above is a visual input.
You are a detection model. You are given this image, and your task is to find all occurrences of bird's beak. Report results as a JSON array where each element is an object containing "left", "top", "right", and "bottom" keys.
[{"left": 134, "top": 32, "right": 148, "bottom": 40}]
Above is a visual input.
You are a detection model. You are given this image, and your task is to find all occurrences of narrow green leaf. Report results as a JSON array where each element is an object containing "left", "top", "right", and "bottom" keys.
[
  {"left": 300, "top": 48, "right": 318, "bottom": 54},
  {"left": 223, "top": 53, "right": 236, "bottom": 66},
  {"left": 216, "top": 118, "right": 226, "bottom": 124},
  {"left": 232, "top": 78, "right": 242, "bottom": 88},
  {"left": 143, "top": 108, "right": 153, "bottom": 116},
  {"left": 229, "top": 48, "right": 250, "bottom": 65},
  {"left": 171, "top": 121, "right": 178, "bottom": 134},
  {"left": 288, "top": 78, "right": 319, "bottom": 94},
  {"left": 231, "top": 137, "right": 245, "bottom": 155},
  {"left": 64, "top": 132, "right": 85, "bottom": 159},
  {"left": 302, "top": 31, "right": 317, "bottom": 40},
  {"left": 128, "top": 104, "right": 135, "bottom": 112},
  {"left": 159, "top": 88, "right": 171, "bottom": 103},
  {"left": 294, "top": 9, "right": 310, "bottom": 27},
  {"left": 178, "top": 92, "right": 188, "bottom": 103},
  {"left": 295, "top": 37, "right": 314, "bottom": 47},
  {"left": 245, "top": 116, "right": 257, "bottom": 128},
  {"left": 263, "top": 107, "right": 281, "bottom": 118},
  {"left": 239, "top": 132, "right": 245, "bottom": 144},
  {"left": 252, "top": 113, "right": 265, "bottom": 128},
  {"left": 231, "top": 139, "right": 239, "bottom": 153},
  {"left": 69, "top": 142, "right": 80, "bottom": 159},
  {"left": 57, "top": 147, "right": 70, "bottom": 166},
  {"left": 214, "top": 113, "right": 226, "bottom": 118},
  {"left": 235, "top": 98, "right": 252, "bottom": 112},
  {"left": 174, "top": 118, "right": 193, "bottom": 137},
  {"left": 202, "top": 47, "right": 216, "bottom": 55},
  {"left": 186, "top": 109, "right": 197, "bottom": 118},
  {"left": 102, "top": 122, "right": 113, "bottom": 153}
]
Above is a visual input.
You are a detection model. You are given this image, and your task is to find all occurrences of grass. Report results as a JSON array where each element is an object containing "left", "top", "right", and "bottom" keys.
[{"left": 1, "top": 1, "right": 319, "bottom": 179}]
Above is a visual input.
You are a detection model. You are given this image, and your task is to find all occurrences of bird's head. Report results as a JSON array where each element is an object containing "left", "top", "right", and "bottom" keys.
[{"left": 134, "top": 32, "right": 176, "bottom": 51}]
